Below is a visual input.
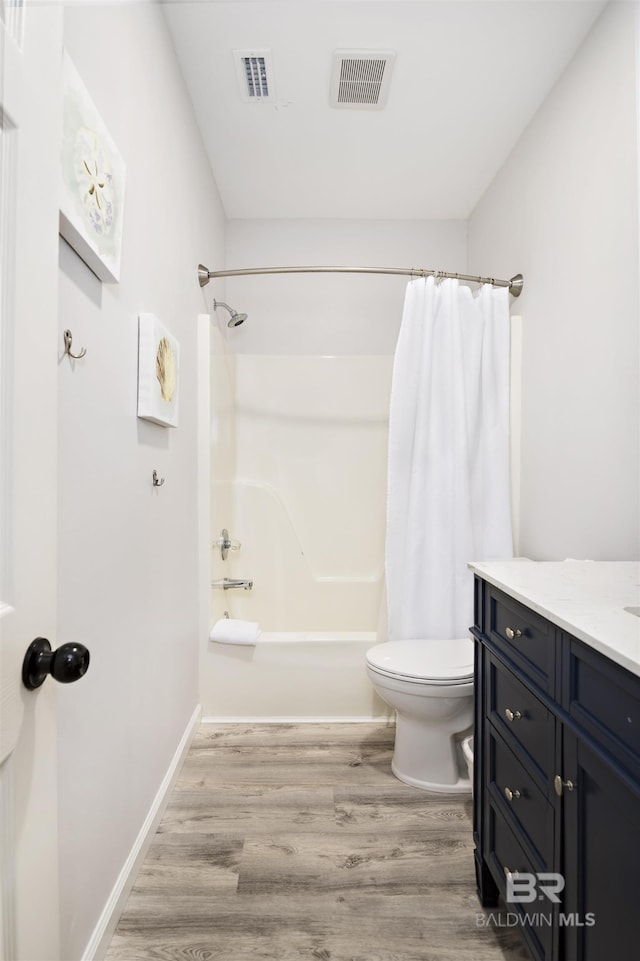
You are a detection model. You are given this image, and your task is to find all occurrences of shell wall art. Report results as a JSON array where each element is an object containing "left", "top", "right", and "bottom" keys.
[{"left": 137, "top": 314, "right": 180, "bottom": 428}]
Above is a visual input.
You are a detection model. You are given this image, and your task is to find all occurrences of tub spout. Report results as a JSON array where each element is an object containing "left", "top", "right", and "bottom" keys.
[{"left": 211, "top": 578, "right": 253, "bottom": 591}]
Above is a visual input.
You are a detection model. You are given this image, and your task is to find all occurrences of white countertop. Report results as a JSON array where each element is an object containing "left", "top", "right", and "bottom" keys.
[{"left": 468, "top": 559, "right": 640, "bottom": 677}]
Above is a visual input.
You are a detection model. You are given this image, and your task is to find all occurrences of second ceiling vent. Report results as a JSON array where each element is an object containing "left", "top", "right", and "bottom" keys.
[
  {"left": 330, "top": 49, "right": 396, "bottom": 110},
  {"left": 234, "top": 49, "right": 276, "bottom": 102}
]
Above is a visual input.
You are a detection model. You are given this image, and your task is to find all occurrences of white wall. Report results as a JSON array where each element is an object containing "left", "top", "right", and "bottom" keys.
[
  {"left": 57, "top": 4, "right": 225, "bottom": 958},
  {"left": 225, "top": 219, "right": 467, "bottom": 354},
  {"left": 468, "top": 1, "right": 639, "bottom": 561}
]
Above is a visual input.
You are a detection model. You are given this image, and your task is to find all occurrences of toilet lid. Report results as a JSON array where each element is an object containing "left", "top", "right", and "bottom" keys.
[{"left": 366, "top": 637, "right": 474, "bottom": 682}]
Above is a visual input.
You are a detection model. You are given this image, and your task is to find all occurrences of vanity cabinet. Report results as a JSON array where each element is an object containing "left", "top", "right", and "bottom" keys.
[{"left": 472, "top": 575, "right": 640, "bottom": 961}]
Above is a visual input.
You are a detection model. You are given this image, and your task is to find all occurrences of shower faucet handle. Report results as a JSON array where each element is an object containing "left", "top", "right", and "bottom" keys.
[{"left": 215, "top": 528, "right": 241, "bottom": 560}]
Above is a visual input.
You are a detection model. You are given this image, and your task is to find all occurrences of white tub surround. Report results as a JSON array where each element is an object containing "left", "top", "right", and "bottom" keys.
[
  {"left": 202, "top": 632, "right": 387, "bottom": 721},
  {"left": 468, "top": 559, "right": 640, "bottom": 676}
]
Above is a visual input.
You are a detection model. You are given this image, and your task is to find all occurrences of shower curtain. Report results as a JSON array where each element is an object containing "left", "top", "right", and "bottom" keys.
[{"left": 385, "top": 276, "right": 513, "bottom": 641}]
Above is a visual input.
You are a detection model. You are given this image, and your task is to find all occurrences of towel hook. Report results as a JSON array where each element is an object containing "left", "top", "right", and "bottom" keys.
[
  {"left": 152, "top": 470, "right": 165, "bottom": 487},
  {"left": 63, "top": 329, "right": 87, "bottom": 359}
]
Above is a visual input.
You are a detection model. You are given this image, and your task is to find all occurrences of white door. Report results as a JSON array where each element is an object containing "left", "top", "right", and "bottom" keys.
[{"left": 1, "top": 3, "right": 63, "bottom": 959}]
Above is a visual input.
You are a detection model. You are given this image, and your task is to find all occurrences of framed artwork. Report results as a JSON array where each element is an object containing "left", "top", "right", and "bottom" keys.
[
  {"left": 137, "top": 314, "right": 180, "bottom": 428},
  {"left": 59, "top": 51, "right": 126, "bottom": 283}
]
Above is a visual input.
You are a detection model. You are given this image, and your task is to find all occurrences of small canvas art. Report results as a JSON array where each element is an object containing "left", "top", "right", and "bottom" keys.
[
  {"left": 60, "top": 51, "right": 126, "bottom": 283},
  {"left": 137, "top": 315, "right": 180, "bottom": 428}
]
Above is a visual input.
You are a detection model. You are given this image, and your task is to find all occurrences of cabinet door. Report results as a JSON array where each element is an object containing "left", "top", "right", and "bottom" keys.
[{"left": 561, "top": 730, "right": 640, "bottom": 961}]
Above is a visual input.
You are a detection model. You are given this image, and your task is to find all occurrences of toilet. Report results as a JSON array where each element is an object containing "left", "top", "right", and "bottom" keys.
[{"left": 366, "top": 637, "right": 474, "bottom": 793}]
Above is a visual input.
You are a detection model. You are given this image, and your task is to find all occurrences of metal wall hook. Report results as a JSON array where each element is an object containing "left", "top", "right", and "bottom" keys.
[
  {"left": 63, "top": 329, "right": 87, "bottom": 359},
  {"left": 152, "top": 470, "right": 165, "bottom": 487}
]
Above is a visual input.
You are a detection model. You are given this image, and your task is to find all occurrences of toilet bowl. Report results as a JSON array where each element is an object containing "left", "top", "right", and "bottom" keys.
[{"left": 366, "top": 637, "right": 474, "bottom": 793}]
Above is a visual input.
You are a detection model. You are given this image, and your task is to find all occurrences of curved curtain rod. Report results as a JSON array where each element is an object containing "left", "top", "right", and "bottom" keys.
[{"left": 198, "top": 263, "right": 524, "bottom": 298}]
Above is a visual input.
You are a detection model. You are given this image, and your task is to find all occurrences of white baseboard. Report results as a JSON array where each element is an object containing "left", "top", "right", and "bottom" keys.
[
  {"left": 82, "top": 704, "right": 201, "bottom": 961},
  {"left": 200, "top": 715, "right": 394, "bottom": 724}
]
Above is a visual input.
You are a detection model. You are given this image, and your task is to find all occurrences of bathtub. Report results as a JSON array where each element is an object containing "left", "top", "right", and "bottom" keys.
[{"left": 202, "top": 630, "right": 391, "bottom": 721}]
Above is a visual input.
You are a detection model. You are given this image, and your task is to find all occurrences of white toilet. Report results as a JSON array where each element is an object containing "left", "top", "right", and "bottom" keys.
[{"left": 366, "top": 637, "right": 474, "bottom": 793}]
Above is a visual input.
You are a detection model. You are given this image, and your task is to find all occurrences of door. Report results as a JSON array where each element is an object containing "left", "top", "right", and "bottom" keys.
[{"left": 1, "top": 3, "right": 63, "bottom": 959}]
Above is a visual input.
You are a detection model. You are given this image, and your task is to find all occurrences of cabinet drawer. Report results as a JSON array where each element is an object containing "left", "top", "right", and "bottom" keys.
[
  {"left": 488, "top": 728, "right": 553, "bottom": 867},
  {"left": 486, "top": 585, "right": 556, "bottom": 693},
  {"left": 487, "top": 652, "right": 554, "bottom": 790},
  {"left": 564, "top": 636, "right": 640, "bottom": 778},
  {"left": 486, "top": 802, "right": 551, "bottom": 960}
]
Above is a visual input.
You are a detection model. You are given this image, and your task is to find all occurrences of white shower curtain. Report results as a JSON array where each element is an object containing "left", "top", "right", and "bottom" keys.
[{"left": 385, "top": 277, "right": 513, "bottom": 641}]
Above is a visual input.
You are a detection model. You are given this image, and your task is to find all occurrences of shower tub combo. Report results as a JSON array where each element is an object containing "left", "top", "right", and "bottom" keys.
[
  {"left": 205, "top": 477, "right": 388, "bottom": 718},
  {"left": 205, "top": 353, "right": 394, "bottom": 720}
]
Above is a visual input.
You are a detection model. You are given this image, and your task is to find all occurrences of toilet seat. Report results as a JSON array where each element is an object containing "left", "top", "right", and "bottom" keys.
[{"left": 366, "top": 637, "right": 474, "bottom": 686}]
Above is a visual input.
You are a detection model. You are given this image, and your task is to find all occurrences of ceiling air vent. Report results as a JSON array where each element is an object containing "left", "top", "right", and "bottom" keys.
[
  {"left": 234, "top": 49, "right": 275, "bottom": 103},
  {"left": 330, "top": 49, "right": 396, "bottom": 110}
]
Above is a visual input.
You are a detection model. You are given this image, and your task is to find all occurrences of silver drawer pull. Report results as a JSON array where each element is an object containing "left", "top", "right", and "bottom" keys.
[
  {"left": 554, "top": 775, "right": 576, "bottom": 797},
  {"left": 506, "top": 626, "right": 523, "bottom": 640},
  {"left": 505, "top": 707, "right": 523, "bottom": 722},
  {"left": 504, "top": 786, "right": 521, "bottom": 802}
]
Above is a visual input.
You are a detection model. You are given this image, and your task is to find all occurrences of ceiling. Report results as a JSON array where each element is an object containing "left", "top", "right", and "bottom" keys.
[{"left": 163, "top": 0, "right": 606, "bottom": 221}]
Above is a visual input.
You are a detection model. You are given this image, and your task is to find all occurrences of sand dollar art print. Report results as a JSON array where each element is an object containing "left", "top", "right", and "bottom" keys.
[
  {"left": 156, "top": 337, "right": 176, "bottom": 403},
  {"left": 138, "top": 315, "right": 180, "bottom": 428},
  {"left": 60, "top": 52, "right": 126, "bottom": 283},
  {"left": 73, "top": 126, "right": 114, "bottom": 236}
]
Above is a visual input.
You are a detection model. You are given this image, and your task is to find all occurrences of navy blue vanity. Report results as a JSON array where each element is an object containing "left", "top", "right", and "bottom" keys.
[{"left": 470, "top": 560, "right": 640, "bottom": 961}]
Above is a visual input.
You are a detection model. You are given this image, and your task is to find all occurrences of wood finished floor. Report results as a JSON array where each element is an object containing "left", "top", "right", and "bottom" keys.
[{"left": 105, "top": 723, "right": 528, "bottom": 961}]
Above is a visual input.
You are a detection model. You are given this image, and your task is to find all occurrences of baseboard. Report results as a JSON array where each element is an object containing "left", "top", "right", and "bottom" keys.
[
  {"left": 201, "top": 715, "right": 394, "bottom": 724},
  {"left": 82, "top": 704, "right": 201, "bottom": 961}
]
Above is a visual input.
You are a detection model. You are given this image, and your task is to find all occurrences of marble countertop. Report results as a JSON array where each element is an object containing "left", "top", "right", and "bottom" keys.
[{"left": 468, "top": 559, "right": 640, "bottom": 677}]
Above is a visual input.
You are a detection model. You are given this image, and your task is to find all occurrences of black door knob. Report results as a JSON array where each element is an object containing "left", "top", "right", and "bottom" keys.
[{"left": 22, "top": 638, "right": 90, "bottom": 690}]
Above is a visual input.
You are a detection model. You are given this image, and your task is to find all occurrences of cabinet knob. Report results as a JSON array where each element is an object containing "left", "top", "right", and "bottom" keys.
[
  {"left": 504, "top": 786, "right": 521, "bottom": 802},
  {"left": 505, "top": 707, "right": 523, "bottom": 722},
  {"left": 554, "top": 775, "right": 576, "bottom": 797},
  {"left": 506, "top": 626, "right": 523, "bottom": 640}
]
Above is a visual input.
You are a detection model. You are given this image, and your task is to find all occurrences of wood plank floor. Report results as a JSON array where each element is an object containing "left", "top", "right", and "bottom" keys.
[{"left": 105, "top": 723, "right": 528, "bottom": 961}]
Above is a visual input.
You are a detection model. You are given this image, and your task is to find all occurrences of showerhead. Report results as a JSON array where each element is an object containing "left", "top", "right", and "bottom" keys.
[{"left": 213, "top": 299, "right": 248, "bottom": 328}]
